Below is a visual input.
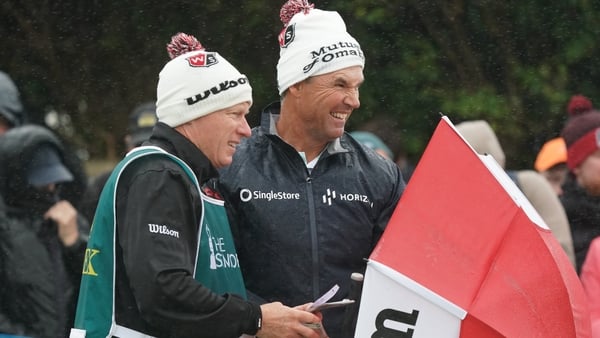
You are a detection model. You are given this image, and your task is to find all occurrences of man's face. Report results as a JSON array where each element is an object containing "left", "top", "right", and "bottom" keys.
[
  {"left": 184, "top": 102, "right": 252, "bottom": 168},
  {"left": 574, "top": 149, "right": 600, "bottom": 196},
  {"left": 295, "top": 66, "right": 363, "bottom": 143},
  {"left": 541, "top": 164, "right": 568, "bottom": 196},
  {"left": 0, "top": 115, "right": 11, "bottom": 135}
]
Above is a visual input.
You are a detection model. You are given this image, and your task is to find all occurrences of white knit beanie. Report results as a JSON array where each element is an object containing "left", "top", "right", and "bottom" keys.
[
  {"left": 276, "top": 0, "right": 365, "bottom": 95},
  {"left": 156, "top": 33, "right": 253, "bottom": 127}
]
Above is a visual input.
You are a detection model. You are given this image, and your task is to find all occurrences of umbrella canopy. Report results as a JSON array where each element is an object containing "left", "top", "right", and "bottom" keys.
[{"left": 355, "top": 116, "right": 590, "bottom": 337}]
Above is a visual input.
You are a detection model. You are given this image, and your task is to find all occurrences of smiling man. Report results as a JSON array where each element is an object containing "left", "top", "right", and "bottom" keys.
[{"left": 217, "top": 1, "right": 405, "bottom": 336}]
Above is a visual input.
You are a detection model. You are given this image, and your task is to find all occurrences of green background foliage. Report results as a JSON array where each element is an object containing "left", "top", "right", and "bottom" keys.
[{"left": 1, "top": 0, "right": 599, "bottom": 169}]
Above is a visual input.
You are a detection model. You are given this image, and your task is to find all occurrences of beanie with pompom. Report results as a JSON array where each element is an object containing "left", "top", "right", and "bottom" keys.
[
  {"left": 156, "top": 32, "right": 252, "bottom": 127},
  {"left": 567, "top": 94, "right": 593, "bottom": 116},
  {"left": 561, "top": 95, "right": 600, "bottom": 170},
  {"left": 276, "top": 0, "right": 365, "bottom": 95}
]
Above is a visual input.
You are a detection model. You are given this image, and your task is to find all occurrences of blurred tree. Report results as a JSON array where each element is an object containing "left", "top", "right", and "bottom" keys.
[
  {"left": 1, "top": 0, "right": 599, "bottom": 169},
  {"left": 337, "top": 0, "right": 600, "bottom": 168},
  {"left": 0, "top": 0, "right": 282, "bottom": 161}
]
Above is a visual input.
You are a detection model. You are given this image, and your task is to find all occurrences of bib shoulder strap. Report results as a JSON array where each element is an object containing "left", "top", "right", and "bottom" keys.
[{"left": 127, "top": 146, "right": 200, "bottom": 189}]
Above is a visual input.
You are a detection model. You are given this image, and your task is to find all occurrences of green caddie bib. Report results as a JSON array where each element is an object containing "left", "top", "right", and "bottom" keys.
[{"left": 71, "top": 146, "right": 246, "bottom": 338}]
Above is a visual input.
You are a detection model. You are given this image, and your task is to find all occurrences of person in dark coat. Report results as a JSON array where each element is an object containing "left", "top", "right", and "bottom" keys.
[
  {"left": 560, "top": 95, "right": 600, "bottom": 273},
  {"left": 0, "top": 69, "right": 88, "bottom": 212},
  {"left": 0, "top": 124, "right": 89, "bottom": 337},
  {"left": 0, "top": 70, "right": 24, "bottom": 135}
]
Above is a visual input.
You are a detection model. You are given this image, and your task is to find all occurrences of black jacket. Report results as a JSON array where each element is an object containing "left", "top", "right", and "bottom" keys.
[
  {"left": 217, "top": 102, "right": 405, "bottom": 336},
  {"left": 0, "top": 124, "right": 88, "bottom": 337},
  {"left": 113, "top": 122, "right": 261, "bottom": 337},
  {"left": 560, "top": 174, "right": 600, "bottom": 274}
]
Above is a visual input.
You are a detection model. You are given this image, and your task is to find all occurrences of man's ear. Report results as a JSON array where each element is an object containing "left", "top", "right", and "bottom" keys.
[{"left": 287, "top": 81, "right": 303, "bottom": 97}]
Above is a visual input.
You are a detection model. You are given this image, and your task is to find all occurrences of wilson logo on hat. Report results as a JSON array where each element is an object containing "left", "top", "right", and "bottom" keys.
[
  {"left": 186, "top": 52, "right": 218, "bottom": 67},
  {"left": 157, "top": 33, "right": 252, "bottom": 127}
]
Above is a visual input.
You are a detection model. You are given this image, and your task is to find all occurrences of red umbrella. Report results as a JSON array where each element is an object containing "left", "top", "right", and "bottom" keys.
[{"left": 355, "top": 116, "right": 590, "bottom": 337}]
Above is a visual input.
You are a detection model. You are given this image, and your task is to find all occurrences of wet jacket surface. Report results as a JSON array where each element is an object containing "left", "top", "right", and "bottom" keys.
[
  {"left": 0, "top": 125, "right": 88, "bottom": 338},
  {"left": 217, "top": 102, "right": 405, "bottom": 336},
  {"left": 112, "top": 122, "right": 260, "bottom": 337},
  {"left": 560, "top": 175, "right": 600, "bottom": 274}
]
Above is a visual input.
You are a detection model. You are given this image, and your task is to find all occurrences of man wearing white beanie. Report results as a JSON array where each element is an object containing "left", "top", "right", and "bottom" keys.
[
  {"left": 218, "top": 1, "right": 405, "bottom": 336},
  {"left": 72, "top": 33, "right": 323, "bottom": 338}
]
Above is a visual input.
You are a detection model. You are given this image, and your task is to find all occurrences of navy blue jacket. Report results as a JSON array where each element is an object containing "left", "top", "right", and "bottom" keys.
[{"left": 218, "top": 102, "right": 405, "bottom": 336}]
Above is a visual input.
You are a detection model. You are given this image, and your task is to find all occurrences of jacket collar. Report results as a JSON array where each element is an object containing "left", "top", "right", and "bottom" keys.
[{"left": 147, "top": 122, "right": 219, "bottom": 184}]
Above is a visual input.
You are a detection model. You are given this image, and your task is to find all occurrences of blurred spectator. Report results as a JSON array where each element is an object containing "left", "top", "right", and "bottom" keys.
[
  {"left": 350, "top": 130, "right": 416, "bottom": 184},
  {"left": 580, "top": 237, "right": 600, "bottom": 337},
  {"left": 566, "top": 95, "right": 600, "bottom": 336},
  {"left": 560, "top": 95, "right": 600, "bottom": 273},
  {"left": 0, "top": 124, "right": 89, "bottom": 337},
  {"left": 351, "top": 117, "right": 415, "bottom": 182},
  {"left": 124, "top": 101, "right": 158, "bottom": 151},
  {"left": 0, "top": 70, "right": 87, "bottom": 212},
  {"left": 0, "top": 70, "right": 24, "bottom": 135},
  {"left": 80, "top": 101, "right": 157, "bottom": 222},
  {"left": 456, "top": 120, "right": 576, "bottom": 268},
  {"left": 534, "top": 137, "right": 568, "bottom": 196},
  {"left": 350, "top": 131, "right": 394, "bottom": 160}
]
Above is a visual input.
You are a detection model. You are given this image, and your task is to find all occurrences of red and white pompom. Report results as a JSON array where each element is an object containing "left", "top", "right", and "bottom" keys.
[
  {"left": 280, "top": 0, "right": 314, "bottom": 26},
  {"left": 166, "top": 32, "right": 204, "bottom": 60}
]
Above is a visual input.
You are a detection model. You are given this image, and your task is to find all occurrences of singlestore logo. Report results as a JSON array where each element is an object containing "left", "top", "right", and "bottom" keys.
[{"left": 239, "top": 188, "right": 301, "bottom": 202}]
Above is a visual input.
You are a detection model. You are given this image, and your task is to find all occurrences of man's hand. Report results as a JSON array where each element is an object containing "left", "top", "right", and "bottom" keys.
[
  {"left": 44, "top": 200, "right": 79, "bottom": 247},
  {"left": 257, "top": 302, "right": 327, "bottom": 338}
]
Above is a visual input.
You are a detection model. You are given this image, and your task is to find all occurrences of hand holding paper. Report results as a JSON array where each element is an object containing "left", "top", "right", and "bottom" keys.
[{"left": 306, "top": 284, "right": 356, "bottom": 313}]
